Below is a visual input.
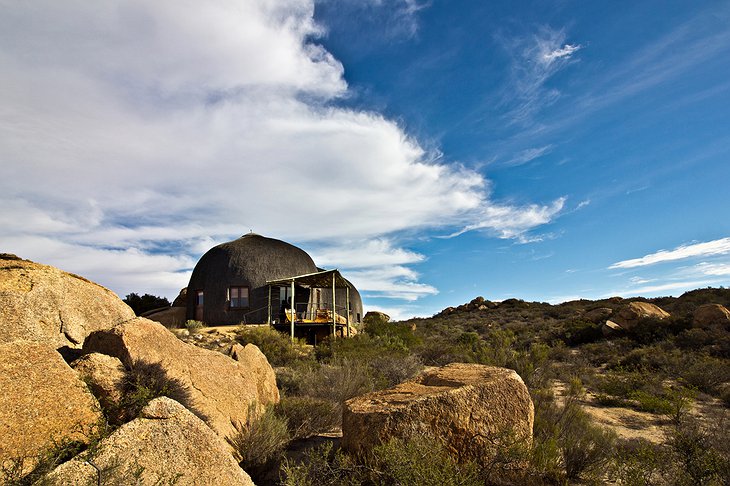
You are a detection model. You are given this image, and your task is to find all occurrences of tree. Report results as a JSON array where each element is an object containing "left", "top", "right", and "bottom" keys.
[{"left": 123, "top": 293, "right": 171, "bottom": 316}]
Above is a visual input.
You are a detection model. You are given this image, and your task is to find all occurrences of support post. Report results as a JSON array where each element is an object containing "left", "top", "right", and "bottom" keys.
[
  {"left": 267, "top": 285, "right": 271, "bottom": 325},
  {"left": 290, "top": 280, "right": 295, "bottom": 342},
  {"left": 332, "top": 273, "right": 336, "bottom": 338},
  {"left": 346, "top": 286, "right": 350, "bottom": 338}
]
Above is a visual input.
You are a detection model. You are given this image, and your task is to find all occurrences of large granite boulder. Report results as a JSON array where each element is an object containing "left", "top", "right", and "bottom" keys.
[
  {"left": 83, "top": 318, "right": 279, "bottom": 439},
  {"left": 142, "top": 306, "right": 186, "bottom": 328},
  {"left": 40, "top": 397, "right": 254, "bottom": 486},
  {"left": 71, "top": 353, "right": 127, "bottom": 421},
  {"left": 606, "top": 301, "right": 670, "bottom": 332},
  {"left": 0, "top": 341, "right": 103, "bottom": 473},
  {"left": 693, "top": 303, "right": 730, "bottom": 330},
  {"left": 228, "top": 343, "right": 279, "bottom": 405},
  {"left": 0, "top": 254, "right": 135, "bottom": 349},
  {"left": 584, "top": 307, "right": 613, "bottom": 324},
  {"left": 342, "top": 363, "right": 534, "bottom": 465}
]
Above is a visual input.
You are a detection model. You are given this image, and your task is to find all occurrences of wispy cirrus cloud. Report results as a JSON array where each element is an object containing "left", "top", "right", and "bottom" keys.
[
  {"left": 500, "top": 26, "right": 583, "bottom": 125},
  {"left": 503, "top": 144, "right": 554, "bottom": 167},
  {"left": 609, "top": 237, "right": 730, "bottom": 269},
  {"left": 445, "top": 197, "right": 566, "bottom": 240}
]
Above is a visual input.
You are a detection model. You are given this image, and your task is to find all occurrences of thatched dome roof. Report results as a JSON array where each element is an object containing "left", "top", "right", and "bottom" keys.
[{"left": 189, "top": 234, "right": 319, "bottom": 291}]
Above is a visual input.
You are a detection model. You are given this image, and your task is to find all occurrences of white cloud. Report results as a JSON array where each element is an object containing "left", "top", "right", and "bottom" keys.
[
  {"left": 609, "top": 237, "right": 730, "bottom": 269},
  {"left": 0, "top": 1, "right": 562, "bottom": 303},
  {"left": 346, "top": 266, "right": 438, "bottom": 301},
  {"left": 695, "top": 262, "right": 730, "bottom": 276},
  {"left": 501, "top": 26, "right": 583, "bottom": 124},
  {"left": 504, "top": 145, "right": 553, "bottom": 167},
  {"left": 541, "top": 43, "right": 581, "bottom": 65},
  {"left": 446, "top": 197, "right": 566, "bottom": 239},
  {"left": 607, "top": 280, "right": 721, "bottom": 298}
]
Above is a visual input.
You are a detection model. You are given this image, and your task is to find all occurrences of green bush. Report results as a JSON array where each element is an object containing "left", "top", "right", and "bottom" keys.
[
  {"left": 184, "top": 319, "right": 204, "bottom": 331},
  {"left": 531, "top": 379, "right": 616, "bottom": 482},
  {"left": 228, "top": 406, "right": 290, "bottom": 482},
  {"left": 275, "top": 396, "right": 339, "bottom": 439},
  {"left": 236, "top": 326, "right": 310, "bottom": 367},
  {"left": 559, "top": 319, "right": 603, "bottom": 346},
  {"left": 611, "top": 438, "right": 669, "bottom": 486},
  {"left": 120, "top": 360, "right": 207, "bottom": 425},
  {"left": 281, "top": 435, "right": 482, "bottom": 486}
]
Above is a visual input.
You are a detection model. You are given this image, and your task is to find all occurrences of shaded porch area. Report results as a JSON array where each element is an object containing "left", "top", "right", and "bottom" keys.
[{"left": 266, "top": 269, "right": 354, "bottom": 344}]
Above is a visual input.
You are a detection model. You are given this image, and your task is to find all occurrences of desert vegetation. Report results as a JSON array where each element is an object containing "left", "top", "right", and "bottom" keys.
[{"left": 228, "top": 289, "right": 730, "bottom": 485}]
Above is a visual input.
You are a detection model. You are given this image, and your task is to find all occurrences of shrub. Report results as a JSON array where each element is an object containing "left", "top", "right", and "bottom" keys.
[
  {"left": 184, "top": 319, "right": 204, "bottom": 331},
  {"left": 228, "top": 406, "right": 290, "bottom": 482},
  {"left": 680, "top": 355, "right": 730, "bottom": 395},
  {"left": 296, "top": 359, "right": 374, "bottom": 413},
  {"left": 364, "top": 318, "right": 421, "bottom": 348},
  {"left": 559, "top": 319, "right": 603, "bottom": 346},
  {"left": 531, "top": 379, "right": 616, "bottom": 482},
  {"left": 281, "top": 435, "right": 482, "bottom": 486},
  {"left": 236, "top": 326, "right": 310, "bottom": 367},
  {"left": 366, "top": 435, "right": 482, "bottom": 486},
  {"left": 280, "top": 441, "right": 362, "bottom": 486},
  {"left": 275, "top": 396, "right": 339, "bottom": 439},
  {"left": 611, "top": 438, "right": 669, "bottom": 486},
  {"left": 369, "top": 353, "right": 423, "bottom": 388},
  {"left": 668, "top": 416, "right": 730, "bottom": 485},
  {"left": 120, "top": 360, "right": 206, "bottom": 424}
]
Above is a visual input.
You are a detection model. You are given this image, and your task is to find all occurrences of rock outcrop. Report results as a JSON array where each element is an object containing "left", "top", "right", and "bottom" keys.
[
  {"left": 71, "top": 353, "right": 127, "bottom": 420},
  {"left": 0, "top": 255, "right": 135, "bottom": 349},
  {"left": 40, "top": 397, "right": 254, "bottom": 486},
  {"left": 83, "top": 318, "right": 279, "bottom": 439},
  {"left": 142, "top": 306, "right": 186, "bottom": 328},
  {"left": 584, "top": 307, "right": 613, "bottom": 323},
  {"left": 342, "top": 363, "right": 534, "bottom": 466},
  {"left": 606, "top": 301, "right": 670, "bottom": 332},
  {"left": 228, "top": 343, "right": 279, "bottom": 405},
  {"left": 172, "top": 287, "right": 188, "bottom": 307},
  {"left": 0, "top": 341, "right": 103, "bottom": 471},
  {"left": 364, "top": 311, "right": 391, "bottom": 322},
  {"left": 693, "top": 303, "right": 730, "bottom": 330}
]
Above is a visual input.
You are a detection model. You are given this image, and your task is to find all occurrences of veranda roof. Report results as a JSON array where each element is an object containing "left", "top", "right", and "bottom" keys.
[{"left": 266, "top": 269, "right": 351, "bottom": 289}]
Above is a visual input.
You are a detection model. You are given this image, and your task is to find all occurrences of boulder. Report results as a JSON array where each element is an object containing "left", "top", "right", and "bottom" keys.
[
  {"left": 83, "top": 318, "right": 279, "bottom": 440},
  {"left": 71, "top": 353, "right": 127, "bottom": 420},
  {"left": 364, "top": 311, "right": 390, "bottom": 323},
  {"left": 342, "top": 363, "right": 534, "bottom": 466},
  {"left": 172, "top": 287, "right": 188, "bottom": 307},
  {"left": 0, "top": 255, "right": 135, "bottom": 349},
  {"left": 228, "top": 343, "right": 279, "bottom": 405},
  {"left": 693, "top": 304, "right": 730, "bottom": 329},
  {"left": 610, "top": 302, "right": 670, "bottom": 331},
  {"left": 142, "top": 306, "right": 186, "bottom": 328},
  {"left": 0, "top": 341, "right": 103, "bottom": 473},
  {"left": 584, "top": 307, "right": 613, "bottom": 323},
  {"left": 40, "top": 397, "right": 254, "bottom": 486},
  {"left": 602, "top": 320, "right": 624, "bottom": 336}
]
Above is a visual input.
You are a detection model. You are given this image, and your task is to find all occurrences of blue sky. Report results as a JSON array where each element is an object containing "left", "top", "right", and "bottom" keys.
[{"left": 2, "top": 1, "right": 730, "bottom": 320}]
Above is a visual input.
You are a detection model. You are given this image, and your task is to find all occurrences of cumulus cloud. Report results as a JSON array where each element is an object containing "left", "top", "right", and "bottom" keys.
[
  {"left": 0, "top": 0, "right": 563, "bottom": 305},
  {"left": 609, "top": 237, "right": 730, "bottom": 269}
]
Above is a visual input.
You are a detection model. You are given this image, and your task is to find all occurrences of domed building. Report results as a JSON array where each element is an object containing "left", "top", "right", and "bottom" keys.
[{"left": 186, "top": 233, "right": 363, "bottom": 341}]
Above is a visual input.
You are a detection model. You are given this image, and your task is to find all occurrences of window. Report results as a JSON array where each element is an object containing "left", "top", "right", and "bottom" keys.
[
  {"left": 196, "top": 291, "right": 204, "bottom": 306},
  {"left": 229, "top": 286, "right": 249, "bottom": 308}
]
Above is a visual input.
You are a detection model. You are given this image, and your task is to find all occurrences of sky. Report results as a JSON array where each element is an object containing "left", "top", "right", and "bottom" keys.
[{"left": 2, "top": 0, "right": 730, "bottom": 320}]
